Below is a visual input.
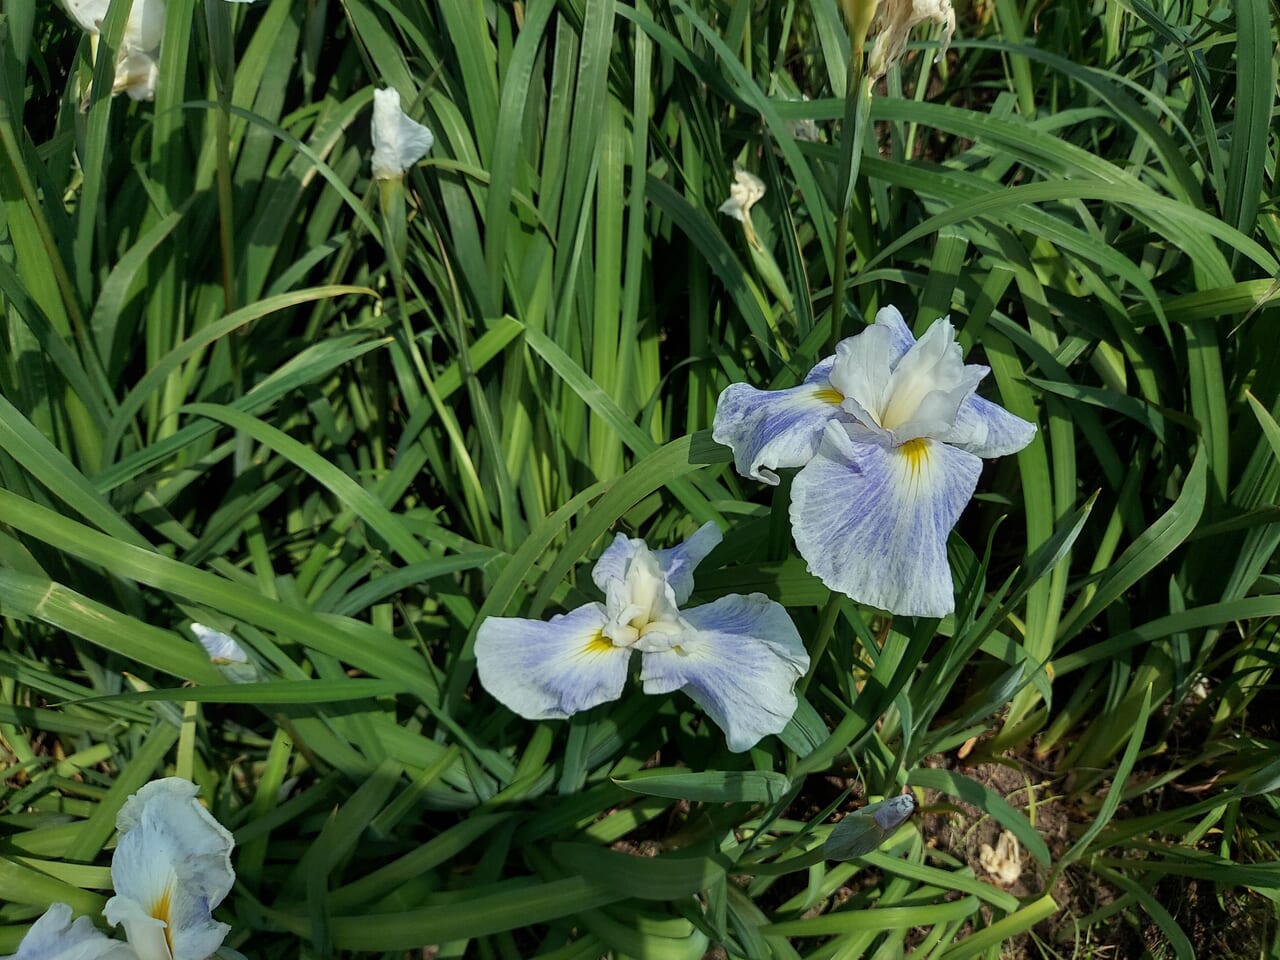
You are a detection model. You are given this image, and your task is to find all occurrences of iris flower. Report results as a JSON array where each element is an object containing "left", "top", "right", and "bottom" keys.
[
  {"left": 1, "top": 904, "right": 132, "bottom": 960},
  {"left": 713, "top": 306, "right": 1035, "bottom": 617},
  {"left": 104, "top": 778, "right": 235, "bottom": 960},
  {"left": 370, "top": 88, "right": 434, "bottom": 181},
  {"left": 475, "top": 523, "right": 810, "bottom": 752},
  {"left": 62, "top": 0, "right": 165, "bottom": 101}
]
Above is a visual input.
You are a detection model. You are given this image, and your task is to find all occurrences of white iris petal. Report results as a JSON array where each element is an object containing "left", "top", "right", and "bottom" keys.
[
  {"left": 103, "top": 778, "right": 234, "bottom": 960},
  {"left": 62, "top": 0, "right": 166, "bottom": 101},
  {"left": 2, "top": 904, "right": 134, "bottom": 960},
  {"left": 370, "top": 88, "right": 434, "bottom": 180},
  {"left": 475, "top": 527, "right": 806, "bottom": 750},
  {"left": 713, "top": 305, "right": 1035, "bottom": 616},
  {"left": 190, "top": 624, "right": 257, "bottom": 685}
]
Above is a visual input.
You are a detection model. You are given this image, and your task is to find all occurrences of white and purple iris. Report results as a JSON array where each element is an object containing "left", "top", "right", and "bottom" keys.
[
  {"left": 475, "top": 523, "right": 810, "bottom": 752},
  {"left": 713, "top": 306, "right": 1035, "bottom": 618},
  {"left": 5, "top": 778, "right": 235, "bottom": 960}
]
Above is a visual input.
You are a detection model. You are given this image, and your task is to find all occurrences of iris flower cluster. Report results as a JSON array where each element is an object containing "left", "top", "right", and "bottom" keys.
[{"left": 475, "top": 305, "right": 1033, "bottom": 749}]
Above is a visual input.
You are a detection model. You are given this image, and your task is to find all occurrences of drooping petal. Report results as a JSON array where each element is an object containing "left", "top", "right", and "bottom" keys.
[
  {"left": 474, "top": 603, "right": 631, "bottom": 719},
  {"left": 370, "top": 88, "right": 434, "bottom": 180},
  {"left": 105, "top": 779, "right": 234, "bottom": 960},
  {"left": 867, "top": 0, "right": 956, "bottom": 81},
  {"left": 639, "top": 594, "right": 809, "bottom": 752},
  {"left": 943, "top": 393, "right": 1037, "bottom": 458},
  {"left": 112, "top": 50, "right": 158, "bottom": 101},
  {"left": 790, "top": 422, "right": 982, "bottom": 617},
  {"left": 62, "top": 0, "right": 109, "bottom": 34},
  {"left": 190, "top": 624, "right": 257, "bottom": 685},
  {"left": 592, "top": 522, "right": 722, "bottom": 604},
  {"left": 122, "top": 0, "right": 165, "bottom": 52},
  {"left": 2, "top": 904, "right": 134, "bottom": 960},
  {"left": 713, "top": 356, "right": 846, "bottom": 485}
]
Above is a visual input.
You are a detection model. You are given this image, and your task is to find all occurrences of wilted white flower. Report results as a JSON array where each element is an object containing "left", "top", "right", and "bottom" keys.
[
  {"left": 718, "top": 169, "right": 767, "bottom": 250},
  {"left": 717, "top": 169, "right": 766, "bottom": 223},
  {"left": 61, "top": 0, "right": 166, "bottom": 101},
  {"left": 104, "top": 778, "right": 235, "bottom": 960},
  {"left": 370, "top": 88, "right": 434, "bottom": 180},
  {"left": 867, "top": 0, "right": 956, "bottom": 81}
]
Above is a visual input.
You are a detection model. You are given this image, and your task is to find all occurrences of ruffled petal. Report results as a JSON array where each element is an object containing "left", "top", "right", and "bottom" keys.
[
  {"left": 712, "top": 357, "right": 845, "bottom": 485},
  {"left": 593, "top": 523, "right": 723, "bottom": 604},
  {"left": 639, "top": 594, "right": 809, "bottom": 752},
  {"left": 879, "top": 318, "right": 985, "bottom": 436},
  {"left": 829, "top": 325, "right": 897, "bottom": 428},
  {"left": 588, "top": 522, "right": 721, "bottom": 604},
  {"left": 3, "top": 904, "right": 134, "bottom": 960},
  {"left": 790, "top": 423, "right": 982, "bottom": 617},
  {"left": 371, "top": 88, "right": 434, "bottom": 179},
  {"left": 871, "top": 304, "right": 917, "bottom": 359},
  {"left": 106, "top": 779, "right": 234, "bottom": 960},
  {"left": 475, "top": 604, "right": 631, "bottom": 719},
  {"left": 653, "top": 522, "right": 723, "bottom": 604},
  {"left": 944, "top": 394, "right": 1037, "bottom": 458}
]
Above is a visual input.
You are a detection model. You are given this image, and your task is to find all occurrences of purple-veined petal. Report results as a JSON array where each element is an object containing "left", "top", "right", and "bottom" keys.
[
  {"left": 712, "top": 356, "right": 845, "bottom": 485},
  {"left": 790, "top": 422, "right": 982, "bottom": 617},
  {"left": 592, "top": 522, "right": 722, "bottom": 604},
  {"left": 944, "top": 394, "right": 1037, "bottom": 458},
  {"left": 639, "top": 594, "right": 809, "bottom": 752},
  {"left": 105, "top": 778, "right": 234, "bottom": 960},
  {"left": 474, "top": 604, "right": 630, "bottom": 719},
  {"left": 2, "top": 904, "right": 134, "bottom": 960}
]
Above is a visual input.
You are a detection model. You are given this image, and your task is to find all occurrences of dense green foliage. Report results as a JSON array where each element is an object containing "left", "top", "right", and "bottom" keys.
[{"left": 1, "top": 0, "right": 1278, "bottom": 956}]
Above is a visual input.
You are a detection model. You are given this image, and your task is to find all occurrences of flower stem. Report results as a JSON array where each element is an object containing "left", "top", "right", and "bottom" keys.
[
  {"left": 828, "top": 63, "right": 874, "bottom": 352},
  {"left": 799, "top": 591, "right": 844, "bottom": 695}
]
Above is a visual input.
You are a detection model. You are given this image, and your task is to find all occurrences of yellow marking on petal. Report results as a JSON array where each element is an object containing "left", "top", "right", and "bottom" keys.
[
  {"left": 583, "top": 631, "right": 616, "bottom": 655},
  {"left": 898, "top": 438, "right": 931, "bottom": 477},
  {"left": 814, "top": 386, "right": 845, "bottom": 405},
  {"left": 150, "top": 883, "right": 174, "bottom": 958}
]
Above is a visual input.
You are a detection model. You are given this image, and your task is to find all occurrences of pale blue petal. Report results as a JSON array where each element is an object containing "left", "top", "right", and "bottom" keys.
[
  {"left": 790, "top": 423, "right": 982, "bottom": 617},
  {"left": 652, "top": 522, "right": 723, "bottom": 604},
  {"left": 591, "top": 522, "right": 722, "bottom": 604},
  {"left": 871, "top": 304, "right": 917, "bottom": 359},
  {"left": 944, "top": 394, "right": 1037, "bottom": 458},
  {"left": 591, "top": 534, "right": 641, "bottom": 592},
  {"left": 639, "top": 595, "right": 809, "bottom": 752},
  {"left": 107, "top": 779, "right": 234, "bottom": 960},
  {"left": 474, "top": 604, "right": 630, "bottom": 719},
  {"left": 3, "top": 904, "right": 134, "bottom": 960},
  {"left": 712, "top": 356, "right": 845, "bottom": 484}
]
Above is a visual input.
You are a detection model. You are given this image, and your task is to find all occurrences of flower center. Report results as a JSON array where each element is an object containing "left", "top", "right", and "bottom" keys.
[
  {"left": 897, "top": 438, "right": 930, "bottom": 477},
  {"left": 601, "top": 549, "right": 685, "bottom": 652},
  {"left": 150, "top": 883, "right": 174, "bottom": 959}
]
